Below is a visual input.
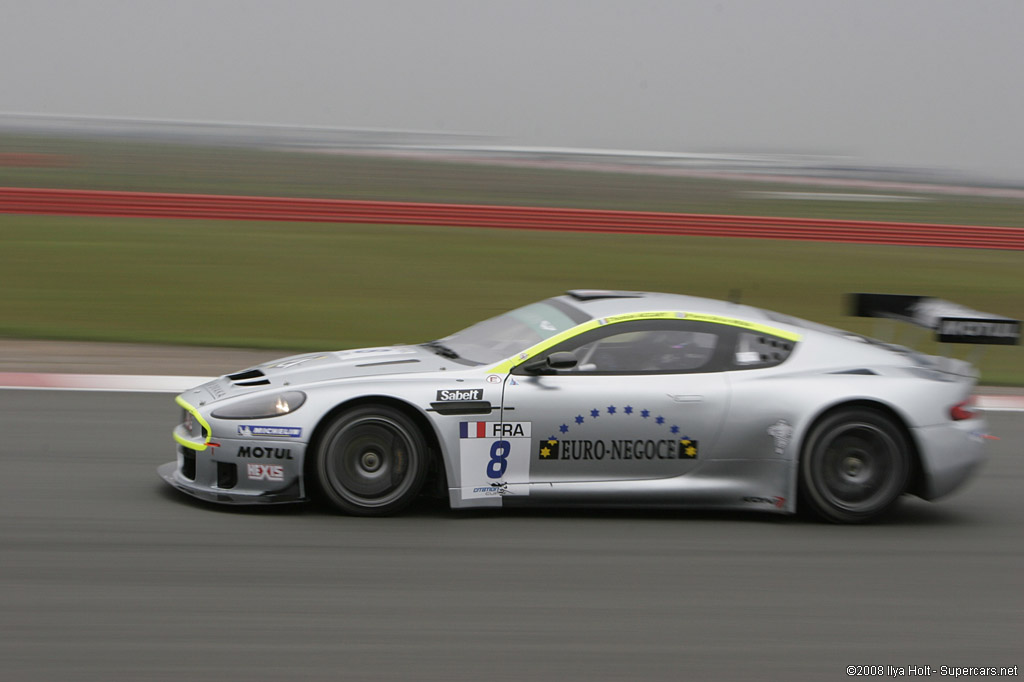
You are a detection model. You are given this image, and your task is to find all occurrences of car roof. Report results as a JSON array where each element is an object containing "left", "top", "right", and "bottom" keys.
[{"left": 557, "top": 289, "right": 775, "bottom": 323}]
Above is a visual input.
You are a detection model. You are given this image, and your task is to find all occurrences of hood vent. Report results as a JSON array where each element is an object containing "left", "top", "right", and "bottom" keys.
[
  {"left": 356, "top": 359, "right": 421, "bottom": 368},
  {"left": 227, "top": 369, "right": 265, "bottom": 381},
  {"left": 235, "top": 379, "right": 271, "bottom": 387}
]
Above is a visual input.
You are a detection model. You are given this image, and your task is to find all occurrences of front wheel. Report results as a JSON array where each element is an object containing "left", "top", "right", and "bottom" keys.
[
  {"left": 314, "top": 406, "right": 428, "bottom": 516},
  {"left": 799, "top": 408, "right": 910, "bottom": 523}
]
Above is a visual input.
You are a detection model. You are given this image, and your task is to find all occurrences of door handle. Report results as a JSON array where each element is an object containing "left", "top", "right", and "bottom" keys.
[{"left": 667, "top": 394, "right": 703, "bottom": 403}]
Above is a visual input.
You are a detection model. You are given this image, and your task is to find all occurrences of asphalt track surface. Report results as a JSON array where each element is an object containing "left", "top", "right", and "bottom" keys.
[{"left": 1, "top": 389, "right": 1021, "bottom": 682}]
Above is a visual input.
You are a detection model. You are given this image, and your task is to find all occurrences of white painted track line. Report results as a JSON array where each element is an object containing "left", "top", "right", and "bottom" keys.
[{"left": 0, "top": 372, "right": 212, "bottom": 393}]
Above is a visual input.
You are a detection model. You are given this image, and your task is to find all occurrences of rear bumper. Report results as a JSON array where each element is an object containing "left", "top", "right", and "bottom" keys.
[{"left": 912, "top": 417, "right": 988, "bottom": 500}]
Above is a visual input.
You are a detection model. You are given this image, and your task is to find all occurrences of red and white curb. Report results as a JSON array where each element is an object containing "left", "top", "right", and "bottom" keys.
[
  {"left": 974, "top": 395, "right": 1024, "bottom": 412},
  {"left": 0, "top": 372, "right": 1022, "bottom": 411}
]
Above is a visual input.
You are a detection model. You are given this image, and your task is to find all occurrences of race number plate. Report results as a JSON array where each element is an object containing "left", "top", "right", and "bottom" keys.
[{"left": 458, "top": 421, "right": 532, "bottom": 499}]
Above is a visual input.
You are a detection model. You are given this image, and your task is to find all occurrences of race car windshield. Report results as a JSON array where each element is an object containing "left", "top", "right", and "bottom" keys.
[{"left": 425, "top": 299, "right": 588, "bottom": 365}]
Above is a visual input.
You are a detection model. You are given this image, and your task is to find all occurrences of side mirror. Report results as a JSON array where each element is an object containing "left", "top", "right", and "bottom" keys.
[
  {"left": 520, "top": 351, "right": 579, "bottom": 374},
  {"left": 546, "top": 352, "right": 579, "bottom": 370}
]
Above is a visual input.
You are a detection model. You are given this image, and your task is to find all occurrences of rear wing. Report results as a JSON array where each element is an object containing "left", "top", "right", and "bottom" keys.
[{"left": 848, "top": 293, "right": 1020, "bottom": 345}]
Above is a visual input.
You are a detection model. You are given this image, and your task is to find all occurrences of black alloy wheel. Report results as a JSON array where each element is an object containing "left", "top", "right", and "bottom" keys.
[
  {"left": 799, "top": 407, "right": 910, "bottom": 523},
  {"left": 314, "top": 406, "right": 429, "bottom": 516}
]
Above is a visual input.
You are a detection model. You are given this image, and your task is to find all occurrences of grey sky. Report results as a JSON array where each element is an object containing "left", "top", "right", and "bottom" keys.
[{"left": 3, "top": 0, "right": 1023, "bottom": 181}]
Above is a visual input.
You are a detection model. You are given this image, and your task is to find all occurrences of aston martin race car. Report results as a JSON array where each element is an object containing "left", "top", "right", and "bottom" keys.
[{"left": 159, "top": 290, "right": 1019, "bottom": 523}]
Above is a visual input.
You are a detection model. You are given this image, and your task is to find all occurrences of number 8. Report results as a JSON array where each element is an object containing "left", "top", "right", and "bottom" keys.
[{"left": 487, "top": 440, "right": 510, "bottom": 478}]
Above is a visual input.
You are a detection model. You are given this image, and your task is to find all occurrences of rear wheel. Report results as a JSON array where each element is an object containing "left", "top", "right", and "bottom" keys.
[
  {"left": 799, "top": 408, "right": 910, "bottom": 523},
  {"left": 314, "top": 406, "right": 428, "bottom": 516}
]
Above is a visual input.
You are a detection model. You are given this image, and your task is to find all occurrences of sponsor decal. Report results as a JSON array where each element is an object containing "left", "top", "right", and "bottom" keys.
[
  {"left": 938, "top": 319, "right": 1020, "bottom": 342},
  {"left": 207, "top": 383, "right": 226, "bottom": 399},
  {"left": 535, "top": 404, "right": 701, "bottom": 464},
  {"left": 767, "top": 420, "right": 793, "bottom": 455},
  {"left": 472, "top": 482, "right": 512, "bottom": 496},
  {"left": 603, "top": 311, "right": 677, "bottom": 323},
  {"left": 237, "top": 446, "right": 293, "bottom": 460},
  {"left": 542, "top": 403, "right": 694, "bottom": 443},
  {"left": 460, "top": 421, "right": 531, "bottom": 439},
  {"left": 685, "top": 312, "right": 799, "bottom": 339},
  {"left": 458, "top": 421, "right": 533, "bottom": 501},
  {"left": 238, "top": 425, "right": 302, "bottom": 438},
  {"left": 485, "top": 374, "right": 503, "bottom": 384},
  {"left": 436, "top": 388, "right": 484, "bottom": 401},
  {"left": 537, "top": 438, "right": 698, "bottom": 460},
  {"left": 945, "top": 320, "right": 1018, "bottom": 337},
  {"left": 743, "top": 496, "right": 786, "bottom": 509},
  {"left": 247, "top": 463, "right": 285, "bottom": 481}
]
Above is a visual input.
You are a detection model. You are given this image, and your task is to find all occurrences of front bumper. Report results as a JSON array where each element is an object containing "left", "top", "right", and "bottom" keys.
[
  {"left": 157, "top": 438, "right": 305, "bottom": 501},
  {"left": 161, "top": 394, "right": 309, "bottom": 505}
]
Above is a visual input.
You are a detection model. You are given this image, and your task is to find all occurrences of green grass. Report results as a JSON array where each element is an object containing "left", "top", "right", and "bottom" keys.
[
  {"left": 3, "top": 132, "right": 1024, "bottom": 225},
  {"left": 2, "top": 214, "right": 1021, "bottom": 384},
  {"left": 1, "top": 132, "right": 1021, "bottom": 382}
]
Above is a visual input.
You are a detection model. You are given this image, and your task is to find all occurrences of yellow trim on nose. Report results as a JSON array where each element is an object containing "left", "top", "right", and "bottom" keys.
[{"left": 174, "top": 395, "right": 214, "bottom": 451}]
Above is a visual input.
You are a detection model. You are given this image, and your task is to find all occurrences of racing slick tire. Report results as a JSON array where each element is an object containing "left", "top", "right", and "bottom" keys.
[
  {"left": 314, "top": 405, "right": 429, "bottom": 516},
  {"left": 799, "top": 407, "right": 910, "bottom": 524}
]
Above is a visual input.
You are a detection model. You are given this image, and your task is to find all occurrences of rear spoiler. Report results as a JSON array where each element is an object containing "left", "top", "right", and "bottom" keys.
[{"left": 848, "top": 293, "right": 1020, "bottom": 345}]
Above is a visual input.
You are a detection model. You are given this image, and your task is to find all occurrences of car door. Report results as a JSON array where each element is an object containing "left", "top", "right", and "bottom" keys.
[{"left": 501, "top": 319, "right": 731, "bottom": 483}]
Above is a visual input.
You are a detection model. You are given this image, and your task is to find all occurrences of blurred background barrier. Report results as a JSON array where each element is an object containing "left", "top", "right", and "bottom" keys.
[{"left": 3, "top": 186, "right": 1022, "bottom": 250}]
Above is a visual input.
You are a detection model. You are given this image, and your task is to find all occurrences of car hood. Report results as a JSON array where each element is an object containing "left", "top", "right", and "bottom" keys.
[
  {"left": 255, "top": 345, "right": 456, "bottom": 381},
  {"left": 192, "top": 345, "right": 464, "bottom": 403}
]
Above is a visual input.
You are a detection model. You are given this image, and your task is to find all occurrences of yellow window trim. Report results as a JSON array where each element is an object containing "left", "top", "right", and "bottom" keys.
[{"left": 487, "top": 310, "right": 801, "bottom": 373}]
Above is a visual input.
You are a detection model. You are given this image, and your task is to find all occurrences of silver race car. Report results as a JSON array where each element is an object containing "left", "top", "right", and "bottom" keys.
[{"left": 160, "top": 290, "right": 1019, "bottom": 523}]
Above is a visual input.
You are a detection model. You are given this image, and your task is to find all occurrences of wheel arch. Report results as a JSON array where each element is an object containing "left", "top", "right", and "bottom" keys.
[
  {"left": 304, "top": 395, "right": 449, "bottom": 500},
  {"left": 799, "top": 398, "right": 925, "bottom": 503}
]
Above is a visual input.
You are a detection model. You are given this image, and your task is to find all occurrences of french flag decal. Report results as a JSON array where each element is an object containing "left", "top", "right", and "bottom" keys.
[{"left": 460, "top": 421, "right": 489, "bottom": 438}]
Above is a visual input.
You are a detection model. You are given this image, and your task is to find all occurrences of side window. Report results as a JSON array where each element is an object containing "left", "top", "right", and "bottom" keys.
[
  {"left": 516, "top": 319, "right": 726, "bottom": 375},
  {"left": 732, "top": 331, "right": 796, "bottom": 369},
  {"left": 571, "top": 329, "right": 718, "bottom": 373}
]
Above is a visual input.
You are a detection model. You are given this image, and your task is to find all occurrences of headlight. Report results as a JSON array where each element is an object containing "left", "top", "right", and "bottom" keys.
[{"left": 211, "top": 391, "right": 307, "bottom": 419}]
